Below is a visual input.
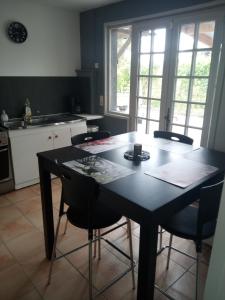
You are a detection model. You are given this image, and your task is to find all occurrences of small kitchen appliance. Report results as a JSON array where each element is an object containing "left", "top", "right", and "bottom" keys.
[{"left": 0, "top": 127, "right": 14, "bottom": 194}]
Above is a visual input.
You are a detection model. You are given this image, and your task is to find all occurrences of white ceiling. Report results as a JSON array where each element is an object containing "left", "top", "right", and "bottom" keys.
[{"left": 43, "top": 0, "right": 124, "bottom": 12}]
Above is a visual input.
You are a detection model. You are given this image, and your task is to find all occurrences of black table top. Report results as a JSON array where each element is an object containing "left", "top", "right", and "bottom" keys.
[{"left": 37, "top": 132, "right": 225, "bottom": 225}]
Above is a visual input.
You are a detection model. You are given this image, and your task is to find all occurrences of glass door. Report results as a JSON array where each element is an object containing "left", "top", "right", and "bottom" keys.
[
  {"left": 168, "top": 19, "right": 219, "bottom": 146},
  {"left": 130, "top": 20, "right": 171, "bottom": 136},
  {"left": 130, "top": 14, "right": 222, "bottom": 147}
]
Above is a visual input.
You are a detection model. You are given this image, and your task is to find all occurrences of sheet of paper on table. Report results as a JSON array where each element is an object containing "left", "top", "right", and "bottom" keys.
[
  {"left": 153, "top": 140, "right": 199, "bottom": 154},
  {"left": 74, "top": 137, "right": 128, "bottom": 154},
  {"left": 139, "top": 137, "right": 199, "bottom": 154},
  {"left": 63, "top": 155, "right": 136, "bottom": 184},
  {"left": 145, "top": 158, "right": 218, "bottom": 188}
]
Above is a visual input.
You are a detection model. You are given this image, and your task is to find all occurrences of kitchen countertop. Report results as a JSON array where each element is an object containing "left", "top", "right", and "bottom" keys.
[
  {"left": 2, "top": 113, "right": 103, "bottom": 131},
  {"left": 75, "top": 114, "right": 103, "bottom": 121},
  {"left": 2, "top": 113, "right": 104, "bottom": 131}
]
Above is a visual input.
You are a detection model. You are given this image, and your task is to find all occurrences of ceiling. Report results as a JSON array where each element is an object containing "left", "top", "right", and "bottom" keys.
[{"left": 43, "top": 0, "right": 124, "bottom": 12}]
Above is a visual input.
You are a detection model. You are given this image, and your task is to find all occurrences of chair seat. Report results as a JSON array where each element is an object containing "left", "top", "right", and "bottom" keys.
[
  {"left": 67, "top": 204, "right": 122, "bottom": 230},
  {"left": 161, "top": 206, "right": 216, "bottom": 241}
]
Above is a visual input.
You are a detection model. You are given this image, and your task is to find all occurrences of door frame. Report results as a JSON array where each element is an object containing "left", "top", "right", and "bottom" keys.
[
  {"left": 129, "top": 17, "right": 172, "bottom": 132},
  {"left": 166, "top": 11, "right": 224, "bottom": 147},
  {"left": 128, "top": 10, "right": 225, "bottom": 147}
]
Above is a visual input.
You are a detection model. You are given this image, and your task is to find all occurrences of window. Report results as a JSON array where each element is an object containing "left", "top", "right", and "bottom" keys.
[
  {"left": 108, "top": 26, "right": 131, "bottom": 114},
  {"left": 106, "top": 10, "right": 224, "bottom": 147},
  {"left": 135, "top": 26, "right": 168, "bottom": 136},
  {"left": 170, "top": 21, "right": 216, "bottom": 144}
]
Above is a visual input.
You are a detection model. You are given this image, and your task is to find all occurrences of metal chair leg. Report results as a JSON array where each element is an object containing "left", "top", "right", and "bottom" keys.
[
  {"left": 196, "top": 252, "right": 200, "bottom": 300},
  {"left": 89, "top": 238, "right": 93, "bottom": 300},
  {"left": 47, "top": 215, "right": 62, "bottom": 285},
  {"left": 127, "top": 219, "right": 136, "bottom": 289},
  {"left": 63, "top": 218, "right": 68, "bottom": 235},
  {"left": 166, "top": 234, "right": 173, "bottom": 270},
  {"left": 93, "top": 230, "right": 97, "bottom": 258},
  {"left": 126, "top": 217, "right": 130, "bottom": 239},
  {"left": 159, "top": 226, "right": 163, "bottom": 250},
  {"left": 97, "top": 229, "right": 101, "bottom": 260}
]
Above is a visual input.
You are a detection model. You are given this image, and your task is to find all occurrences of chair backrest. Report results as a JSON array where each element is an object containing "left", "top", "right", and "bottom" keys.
[
  {"left": 58, "top": 165, "right": 99, "bottom": 217},
  {"left": 197, "top": 180, "right": 224, "bottom": 240},
  {"left": 71, "top": 131, "right": 111, "bottom": 145},
  {"left": 154, "top": 130, "right": 193, "bottom": 145}
]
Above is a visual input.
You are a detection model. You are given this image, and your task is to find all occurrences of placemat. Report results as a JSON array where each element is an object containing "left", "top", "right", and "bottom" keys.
[
  {"left": 145, "top": 158, "right": 218, "bottom": 188},
  {"left": 74, "top": 137, "right": 128, "bottom": 154},
  {"left": 63, "top": 155, "right": 136, "bottom": 184}
]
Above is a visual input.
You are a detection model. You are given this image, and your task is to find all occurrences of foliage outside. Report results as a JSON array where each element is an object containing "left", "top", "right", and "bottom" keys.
[{"left": 116, "top": 49, "right": 211, "bottom": 123}]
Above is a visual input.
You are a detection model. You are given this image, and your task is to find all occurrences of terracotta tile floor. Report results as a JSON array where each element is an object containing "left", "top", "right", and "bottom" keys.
[{"left": 0, "top": 179, "right": 211, "bottom": 300}]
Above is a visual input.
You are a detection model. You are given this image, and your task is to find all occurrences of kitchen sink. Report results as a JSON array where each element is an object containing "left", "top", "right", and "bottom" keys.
[
  {"left": 3, "top": 120, "right": 24, "bottom": 130},
  {"left": 3, "top": 114, "right": 84, "bottom": 130}
]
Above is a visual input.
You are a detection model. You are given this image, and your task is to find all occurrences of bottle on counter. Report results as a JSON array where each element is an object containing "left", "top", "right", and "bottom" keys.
[
  {"left": 1, "top": 110, "right": 9, "bottom": 124},
  {"left": 24, "top": 98, "right": 32, "bottom": 124}
]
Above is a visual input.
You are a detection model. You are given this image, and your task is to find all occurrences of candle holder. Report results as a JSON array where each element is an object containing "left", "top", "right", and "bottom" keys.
[{"left": 124, "top": 143, "right": 150, "bottom": 161}]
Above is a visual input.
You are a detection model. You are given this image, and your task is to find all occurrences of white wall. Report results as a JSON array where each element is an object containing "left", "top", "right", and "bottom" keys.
[
  {"left": 0, "top": 0, "right": 80, "bottom": 76},
  {"left": 204, "top": 177, "right": 225, "bottom": 300},
  {"left": 210, "top": 33, "right": 225, "bottom": 153},
  {"left": 213, "top": 72, "right": 225, "bottom": 151}
]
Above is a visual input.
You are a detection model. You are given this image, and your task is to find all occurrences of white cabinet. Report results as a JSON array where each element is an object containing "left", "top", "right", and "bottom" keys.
[
  {"left": 9, "top": 121, "right": 87, "bottom": 189},
  {"left": 10, "top": 130, "right": 53, "bottom": 188},
  {"left": 52, "top": 127, "right": 71, "bottom": 149},
  {"left": 70, "top": 121, "right": 88, "bottom": 138}
]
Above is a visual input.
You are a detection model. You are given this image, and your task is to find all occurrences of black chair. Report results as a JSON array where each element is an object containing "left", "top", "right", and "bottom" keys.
[
  {"left": 154, "top": 130, "right": 193, "bottom": 145},
  {"left": 71, "top": 131, "right": 111, "bottom": 145},
  {"left": 154, "top": 130, "right": 194, "bottom": 250},
  {"left": 160, "top": 180, "right": 224, "bottom": 300},
  {"left": 48, "top": 165, "right": 135, "bottom": 299},
  {"left": 71, "top": 130, "right": 113, "bottom": 258}
]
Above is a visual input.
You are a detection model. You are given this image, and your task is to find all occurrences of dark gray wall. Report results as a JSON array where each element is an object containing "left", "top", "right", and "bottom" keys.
[
  {"left": 0, "top": 77, "right": 89, "bottom": 118},
  {"left": 80, "top": 0, "right": 214, "bottom": 132},
  {"left": 88, "top": 115, "right": 128, "bottom": 135}
]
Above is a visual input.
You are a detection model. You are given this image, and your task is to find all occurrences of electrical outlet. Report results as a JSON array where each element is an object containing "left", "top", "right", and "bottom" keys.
[
  {"left": 94, "top": 62, "right": 99, "bottom": 69},
  {"left": 99, "top": 95, "right": 104, "bottom": 106}
]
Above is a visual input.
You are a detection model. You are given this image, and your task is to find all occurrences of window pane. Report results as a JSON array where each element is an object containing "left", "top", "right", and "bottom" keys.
[
  {"left": 150, "top": 77, "right": 162, "bottom": 99},
  {"left": 174, "top": 78, "right": 189, "bottom": 101},
  {"left": 191, "top": 78, "right": 208, "bottom": 102},
  {"left": 138, "top": 77, "right": 149, "bottom": 97},
  {"left": 150, "top": 100, "right": 160, "bottom": 120},
  {"left": 140, "top": 30, "right": 151, "bottom": 53},
  {"left": 116, "top": 94, "right": 129, "bottom": 113},
  {"left": 151, "top": 54, "right": 164, "bottom": 75},
  {"left": 179, "top": 24, "right": 195, "bottom": 50},
  {"left": 137, "top": 118, "right": 146, "bottom": 133},
  {"left": 153, "top": 28, "right": 166, "bottom": 52},
  {"left": 109, "top": 26, "right": 131, "bottom": 113},
  {"left": 172, "top": 102, "right": 187, "bottom": 125},
  {"left": 187, "top": 128, "right": 202, "bottom": 147},
  {"left": 148, "top": 121, "right": 159, "bottom": 137},
  {"left": 137, "top": 98, "right": 147, "bottom": 118},
  {"left": 177, "top": 52, "right": 192, "bottom": 76},
  {"left": 197, "top": 21, "right": 215, "bottom": 49},
  {"left": 194, "top": 51, "right": 212, "bottom": 76},
  {"left": 189, "top": 104, "right": 205, "bottom": 128},
  {"left": 139, "top": 54, "right": 150, "bottom": 75},
  {"left": 172, "top": 125, "right": 185, "bottom": 135}
]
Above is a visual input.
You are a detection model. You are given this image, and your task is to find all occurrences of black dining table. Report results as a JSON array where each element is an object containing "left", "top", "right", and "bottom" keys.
[{"left": 37, "top": 132, "right": 225, "bottom": 300}]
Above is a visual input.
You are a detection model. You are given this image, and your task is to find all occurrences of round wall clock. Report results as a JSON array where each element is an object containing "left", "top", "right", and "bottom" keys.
[{"left": 7, "top": 22, "right": 28, "bottom": 43}]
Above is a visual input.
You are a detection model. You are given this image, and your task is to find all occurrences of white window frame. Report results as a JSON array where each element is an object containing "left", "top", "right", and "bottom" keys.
[
  {"left": 129, "top": 17, "right": 173, "bottom": 133},
  {"left": 166, "top": 11, "right": 224, "bottom": 147},
  {"left": 104, "top": 24, "right": 133, "bottom": 118}
]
